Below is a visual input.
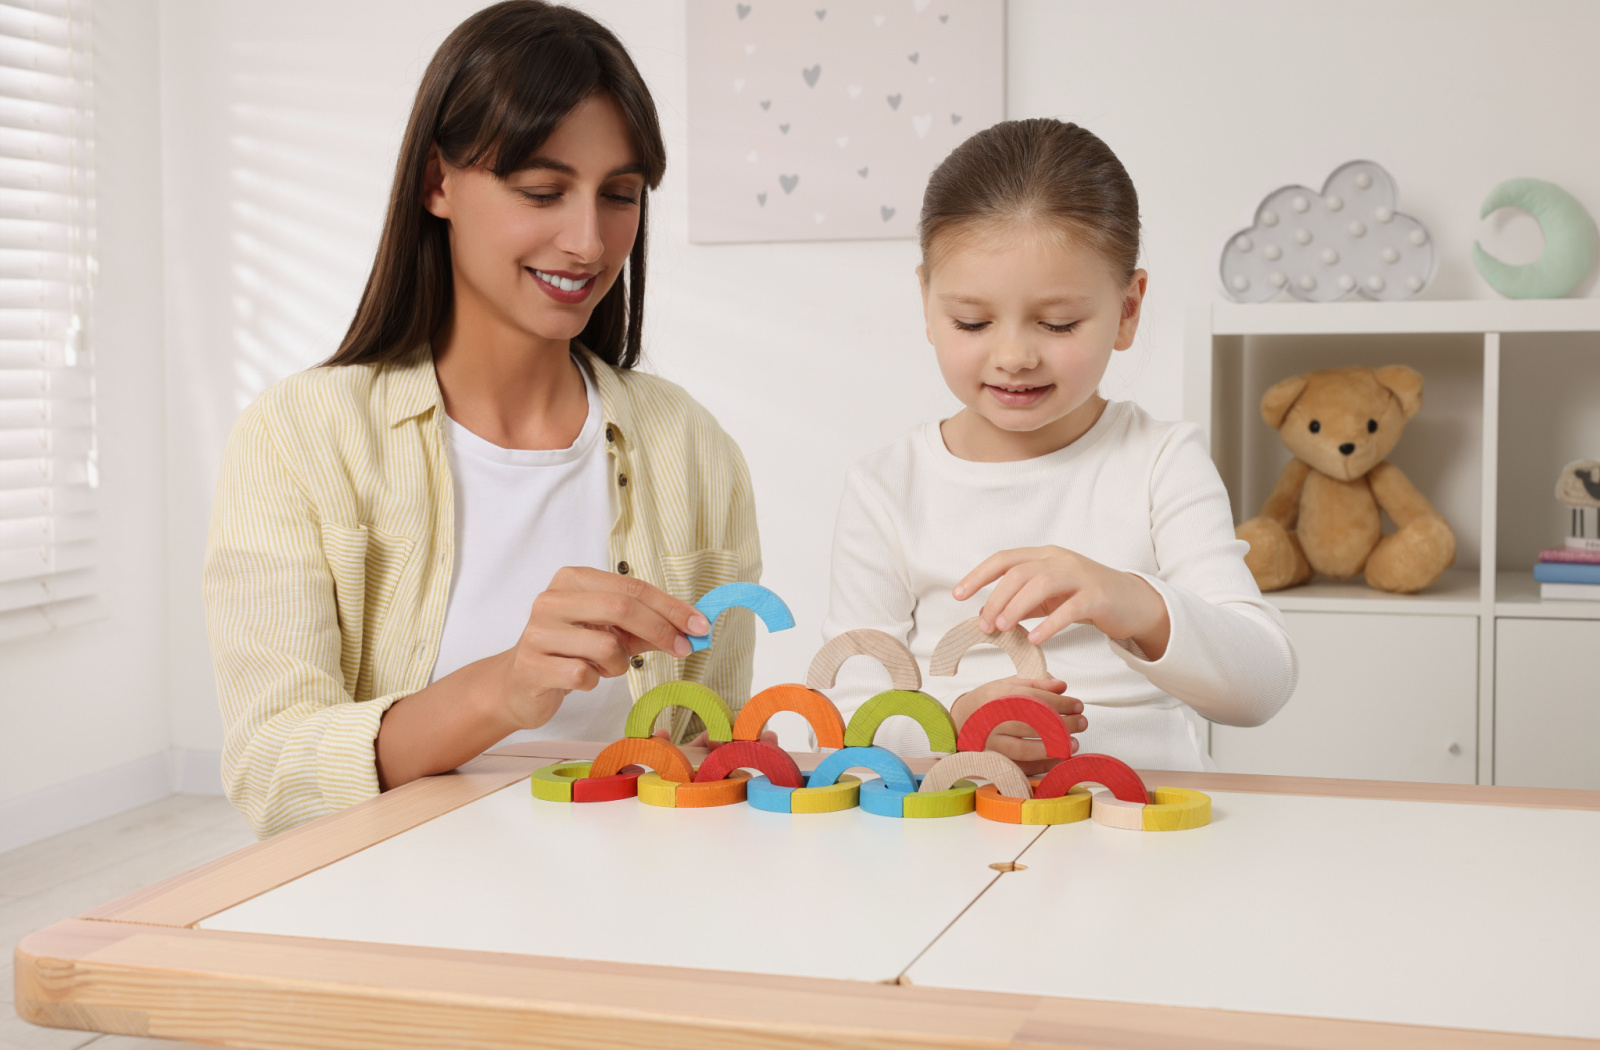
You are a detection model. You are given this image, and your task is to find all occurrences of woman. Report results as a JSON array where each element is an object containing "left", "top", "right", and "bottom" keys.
[{"left": 205, "top": 2, "right": 761, "bottom": 837}]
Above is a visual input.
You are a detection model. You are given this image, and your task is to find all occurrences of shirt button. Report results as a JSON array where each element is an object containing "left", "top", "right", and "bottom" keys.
[
  {"left": 631, "top": 656, "right": 644, "bottom": 669},
  {"left": 617, "top": 561, "right": 630, "bottom": 575},
  {"left": 604, "top": 426, "right": 614, "bottom": 443},
  {"left": 617, "top": 473, "right": 628, "bottom": 487}
]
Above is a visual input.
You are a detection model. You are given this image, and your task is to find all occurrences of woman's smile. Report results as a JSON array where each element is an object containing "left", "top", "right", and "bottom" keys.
[{"left": 528, "top": 267, "right": 598, "bottom": 304}]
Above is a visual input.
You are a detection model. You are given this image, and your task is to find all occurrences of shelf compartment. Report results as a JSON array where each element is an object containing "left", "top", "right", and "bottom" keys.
[
  {"left": 1494, "top": 571, "right": 1600, "bottom": 620},
  {"left": 1265, "top": 567, "right": 1482, "bottom": 616}
]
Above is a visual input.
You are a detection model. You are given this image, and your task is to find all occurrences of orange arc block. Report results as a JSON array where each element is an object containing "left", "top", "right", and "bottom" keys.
[
  {"left": 733, "top": 683, "right": 846, "bottom": 750},
  {"left": 956, "top": 695, "right": 1075, "bottom": 759},
  {"left": 676, "top": 769, "right": 753, "bottom": 808},
  {"left": 590, "top": 736, "right": 694, "bottom": 784}
]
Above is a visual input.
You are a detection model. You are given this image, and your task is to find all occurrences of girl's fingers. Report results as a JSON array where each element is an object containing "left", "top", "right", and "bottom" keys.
[
  {"left": 1028, "top": 596, "right": 1089, "bottom": 646},
  {"left": 993, "top": 574, "right": 1064, "bottom": 632},
  {"left": 977, "top": 566, "right": 1034, "bottom": 632},
  {"left": 954, "top": 548, "right": 1040, "bottom": 602}
]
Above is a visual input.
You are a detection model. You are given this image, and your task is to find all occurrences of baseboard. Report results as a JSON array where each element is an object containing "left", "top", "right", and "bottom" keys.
[{"left": 0, "top": 748, "right": 226, "bottom": 855}]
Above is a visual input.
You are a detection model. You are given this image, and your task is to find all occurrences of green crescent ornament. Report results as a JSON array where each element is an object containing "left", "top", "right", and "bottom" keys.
[{"left": 1473, "top": 177, "right": 1598, "bottom": 299}]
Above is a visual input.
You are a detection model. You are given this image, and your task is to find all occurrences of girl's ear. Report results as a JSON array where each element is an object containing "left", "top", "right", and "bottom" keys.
[
  {"left": 422, "top": 146, "right": 451, "bottom": 220},
  {"left": 1113, "top": 269, "right": 1148, "bottom": 351},
  {"left": 916, "top": 263, "right": 935, "bottom": 344}
]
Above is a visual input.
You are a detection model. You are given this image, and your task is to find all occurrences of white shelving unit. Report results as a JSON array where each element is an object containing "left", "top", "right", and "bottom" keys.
[{"left": 1185, "top": 299, "right": 1600, "bottom": 789}]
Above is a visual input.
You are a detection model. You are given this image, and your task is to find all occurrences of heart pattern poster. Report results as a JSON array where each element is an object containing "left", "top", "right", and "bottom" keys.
[{"left": 686, "top": 0, "right": 1004, "bottom": 243}]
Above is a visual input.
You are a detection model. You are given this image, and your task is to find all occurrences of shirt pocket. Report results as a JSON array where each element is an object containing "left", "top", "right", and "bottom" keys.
[
  {"left": 320, "top": 522, "right": 417, "bottom": 699},
  {"left": 657, "top": 547, "right": 742, "bottom": 604}
]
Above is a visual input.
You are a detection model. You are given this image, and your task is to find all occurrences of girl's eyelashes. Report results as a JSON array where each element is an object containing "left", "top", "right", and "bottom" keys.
[
  {"left": 951, "top": 318, "right": 990, "bottom": 331},
  {"left": 1040, "top": 320, "right": 1080, "bottom": 334}
]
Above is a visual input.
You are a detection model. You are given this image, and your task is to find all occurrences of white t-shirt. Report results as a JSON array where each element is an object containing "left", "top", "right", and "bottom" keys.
[
  {"left": 823, "top": 401, "right": 1298, "bottom": 771},
  {"left": 430, "top": 360, "right": 632, "bottom": 745}
]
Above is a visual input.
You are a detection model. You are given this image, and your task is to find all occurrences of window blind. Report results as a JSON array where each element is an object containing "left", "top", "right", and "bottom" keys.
[{"left": 0, "top": 0, "right": 97, "bottom": 642}]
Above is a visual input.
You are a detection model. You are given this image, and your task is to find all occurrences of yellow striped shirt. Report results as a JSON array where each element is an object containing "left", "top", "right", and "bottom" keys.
[{"left": 204, "top": 345, "right": 760, "bottom": 837}]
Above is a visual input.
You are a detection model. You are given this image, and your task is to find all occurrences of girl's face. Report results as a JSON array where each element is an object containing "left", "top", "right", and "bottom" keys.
[
  {"left": 425, "top": 93, "right": 645, "bottom": 348},
  {"left": 920, "top": 224, "right": 1146, "bottom": 461}
]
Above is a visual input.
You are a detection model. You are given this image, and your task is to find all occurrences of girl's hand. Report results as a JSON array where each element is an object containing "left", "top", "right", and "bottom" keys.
[
  {"left": 949, "top": 676, "right": 1085, "bottom": 774},
  {"left": 494, "top": 566, "right": 709, "bottom": 732},
  {"left": 954, "top": 546, "right": 1171, "bottom": 658}
]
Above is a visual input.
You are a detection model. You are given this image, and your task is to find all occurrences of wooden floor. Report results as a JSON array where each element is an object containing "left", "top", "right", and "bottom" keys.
[{"left": 3, "top": 794, "right": 255, "bottom": 1050}]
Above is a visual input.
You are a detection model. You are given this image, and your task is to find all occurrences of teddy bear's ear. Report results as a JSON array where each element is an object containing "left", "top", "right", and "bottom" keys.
[
  {"left": 1374, "top": 365, "right": 1424, "bottom": 420},
  {"left": 1259, "top": 375, "right": 1308, "bottom": 429}
]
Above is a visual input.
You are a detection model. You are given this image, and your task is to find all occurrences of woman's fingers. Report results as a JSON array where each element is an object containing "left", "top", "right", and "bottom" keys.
[
  {"left": 552, "top": 566, "right": 710, "bottom": 639},
  {"left": 518, "top": 622, "right": 632, "bottom": 678},
  {"left": 532, "top": 586, "right": 692, "bottom": 659}
]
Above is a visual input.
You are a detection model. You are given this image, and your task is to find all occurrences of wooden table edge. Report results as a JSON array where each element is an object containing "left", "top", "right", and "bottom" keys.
[{"left": 17, "top": 918, "right": 1598, "bottom": 1050}]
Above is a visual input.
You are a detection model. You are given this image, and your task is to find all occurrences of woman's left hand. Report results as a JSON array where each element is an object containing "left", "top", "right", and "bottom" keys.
[{"left": 954, "top": 545, "right": 1171, "bottom": 658}]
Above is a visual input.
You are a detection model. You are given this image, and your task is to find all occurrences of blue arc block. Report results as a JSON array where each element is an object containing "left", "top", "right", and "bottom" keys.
[
  {"left": 859, "top": 773, "right": 924, "bottom": 818},
  {"left": 745, "top": 773, "right": 800, "bottom": 813},
  {"left": 688, "top": 582, "right": 796, "bottom": 653},
  {"left": 807, "top": 746, "right": 916, "bottom": 794}
]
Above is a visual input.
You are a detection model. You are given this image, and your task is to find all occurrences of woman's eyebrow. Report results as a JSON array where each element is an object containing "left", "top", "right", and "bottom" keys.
[{"left": 517, "top": 157, "right": 645, "bottom": 178}]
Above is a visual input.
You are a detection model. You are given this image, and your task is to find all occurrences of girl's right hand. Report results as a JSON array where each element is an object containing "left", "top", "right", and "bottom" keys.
[
  {"left": 949, "top": 676, "right": 1085, "bottom": 774},
  {"left": 494, "top": 566, "right": 709, "bottom": 731}
]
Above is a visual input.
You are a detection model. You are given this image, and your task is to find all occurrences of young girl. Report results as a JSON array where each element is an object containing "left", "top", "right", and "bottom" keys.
[
  {"left": 206, "top": 2, "right": 762, "bottom": 837},
  {"left": 823, "top": 119, "right": 1296, "bottom": 771}
]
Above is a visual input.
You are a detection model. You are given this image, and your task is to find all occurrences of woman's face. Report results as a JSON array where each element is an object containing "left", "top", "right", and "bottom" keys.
[{"left": 425, "top": 93, "right": 645, "bottom": 346}]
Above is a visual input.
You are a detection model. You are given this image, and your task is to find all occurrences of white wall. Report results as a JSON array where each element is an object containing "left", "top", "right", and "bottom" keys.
[
  {"left": 152, "top": 0, "right": 1600, "bottom": 750},
  {"left": 0, "top": 0, "right": 169, "bottom": 819}
]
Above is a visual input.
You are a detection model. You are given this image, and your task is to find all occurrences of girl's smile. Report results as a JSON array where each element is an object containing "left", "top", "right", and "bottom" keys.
[
  {"left": 986, "top": 381, "right": 1055, "bottom": 408},
  {"left": 529, "top": 267, "right": 599, "bottom": 304}
]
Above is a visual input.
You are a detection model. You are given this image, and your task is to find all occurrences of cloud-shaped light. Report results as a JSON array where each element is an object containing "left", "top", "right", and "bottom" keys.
[{"left": 1221, "top": 160, "right": 1436, "bottom": 303}]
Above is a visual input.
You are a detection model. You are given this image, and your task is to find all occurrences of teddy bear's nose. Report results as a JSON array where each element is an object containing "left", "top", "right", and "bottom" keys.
[{"left": 1339, "top": 442, "right": 1356, "bottom": 455}]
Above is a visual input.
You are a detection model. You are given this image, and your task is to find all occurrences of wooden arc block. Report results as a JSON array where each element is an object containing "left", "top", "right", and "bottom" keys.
[
  {"left": 570, "top": 771, "right": 642, "bottom": 803},
  {"left": 856, "top": 777, "right": 907, "bottom": 818},
  {"left": 805, "top": 629, "right": 922, "bottom": 691},
  {"left": 676, "top": 769, "right": 752, "bottom": 808},
  {"left": 692, "top": 740, "right": 803, "bottom": 787},
  {"left": 973, "top": 783, "right": 1024, "bottom": 824},
  {"left": 688, "top": 582, "right": 796, "bottom": 652},
  {"left": 529, "top": 761, "right": 590, "bottom": 803},
  {"left": 1143, "top": 787, "right": 1212, "bottom": 831},
  {"left": 623, "top": 681, "right": 736, "bottom": 742},
  {"left": 1090, "top": 793, "right": 1145, "bottom": 830},
  {"left": 842, "top": 690, "right": 958, "bottom": 753},
  {"left": 920, "top": 750, "right": 1032, "bottom": 798},
  {"left": 928, "top": 617, "right": 1049, "bottom": 680},
  {"left": 955, "top": 695, "right": 1075, "bottom": 760},
  {"left": 790, "top": 774, "right": 861, "bottom": 813},
  {"left": 808, "top": 745, "right": 917, "bottom": 793},
  {"left": 744, "top": 775, "right": 797, "bottom": 813},
  {"left": 902, "top": 779, "right": 977, "bottom": 819},
  {"left": 1021, "top": 789, "right": 1091, "bottom": 826},
  {"left": 732, "top": 683, "right": 846, "bottom": 750},
  {"left": 1033, "top": 753, "right": 1149, "bottom": 804},
  {"left": 590, "top": 736, "right": 694, "bottom": 784},
  {"left": 635, "top": 772, "right": 679, "bottom": 808}
]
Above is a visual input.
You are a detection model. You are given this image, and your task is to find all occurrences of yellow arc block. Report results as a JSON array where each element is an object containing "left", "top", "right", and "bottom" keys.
[
  {"left": 1143, "top": 787, "right": 1212, "bottom": 830},
  {"left": 1021, "top": 789, "right": 1091, "bottom": 825},
  {"left": 790, "top": 774, "right": 861, "bottom": 813},
  {"left": 636, "top": 772, "right": 683, "bottom": 808}
]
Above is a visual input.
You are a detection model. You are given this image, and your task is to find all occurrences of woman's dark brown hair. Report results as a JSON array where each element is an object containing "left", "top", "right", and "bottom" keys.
[
  {"left": 919, "top": 118, "right": 1140, "bottom": 283},
  {"left": 326, "top": 1, "right": 666, "bottom": 370}
]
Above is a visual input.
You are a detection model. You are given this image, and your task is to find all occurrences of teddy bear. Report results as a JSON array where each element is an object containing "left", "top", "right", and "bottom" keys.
[{"left": 1236, "top": 364, "right": 1456, "bottom": 594}]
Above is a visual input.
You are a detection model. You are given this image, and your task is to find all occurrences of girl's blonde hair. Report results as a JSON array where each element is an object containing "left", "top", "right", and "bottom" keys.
[{"left": 919, "top": 118, "right": 1140, "bottom": 282}]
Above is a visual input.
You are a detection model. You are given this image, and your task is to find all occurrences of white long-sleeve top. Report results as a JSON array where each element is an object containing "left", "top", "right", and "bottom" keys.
[{"left": 822, "top": 401, "right": 1297, "bottom": 771}]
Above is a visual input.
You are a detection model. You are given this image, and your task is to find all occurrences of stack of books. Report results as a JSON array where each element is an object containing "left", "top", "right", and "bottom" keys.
[{"left": 1535, "top": 535, "right": 1600, "bottom": 601}]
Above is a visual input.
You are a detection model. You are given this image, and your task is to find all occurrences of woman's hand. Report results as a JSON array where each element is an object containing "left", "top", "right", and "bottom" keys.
[
  {"left": 954, "top": 546, "right": 1171, "bottom": 659},
  {"left": 949, "top": 676, "right": 1085, "bottom": 774},
  {"left": 492, "top": 566, "right": 709, "bottom": 734}
]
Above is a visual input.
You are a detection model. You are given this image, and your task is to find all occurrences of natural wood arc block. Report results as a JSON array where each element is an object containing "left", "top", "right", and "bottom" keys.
[
  {"left": 1092, "top": 787, "right": 1213, "bottom": 831},
  {"left": 955, "top": 695, "right": 1077, "bottom": 760},
  {"left": 928, "top": 618, "right": 1049, "bottom": 680},
  {"left": 622, "top": 681, "right": 736, "bottom": 742},
  {"left": 590, "top": 737, "right": 694, "bottom": 784},
  {"left": 688, "top": 582, "right": 795, "bottom": 652},
  {"left": 529, "top": 761, "right": 590, "bottom": 803},
  {"left": 732, "top": 684, "right": 846, "bottom": 750},
  {"left": 692, "top": 740, "right": 803, "bottom": 787},
  {"left": 1034, "top": 754, "right": 1149, "bottom": 804},
  {"left": 805, "top": 629, "right": 922, "bottom": 690},
  {"left": 676, "top": 769, "right": 753, "bottom": 808},
  {"left": 920, "top": 750, "right": 1032, "bottom": 799},
  {"left": 843, "top": 690, "right": 958, "bottom": 753},
  {"left": 790, "top": 774, "right": 861, "bottom": 813}
]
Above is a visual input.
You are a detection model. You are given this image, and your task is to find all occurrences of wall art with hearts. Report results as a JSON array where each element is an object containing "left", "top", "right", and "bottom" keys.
[{"left": 686, "top": 0, "right": 1003, "bottom": 243}]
